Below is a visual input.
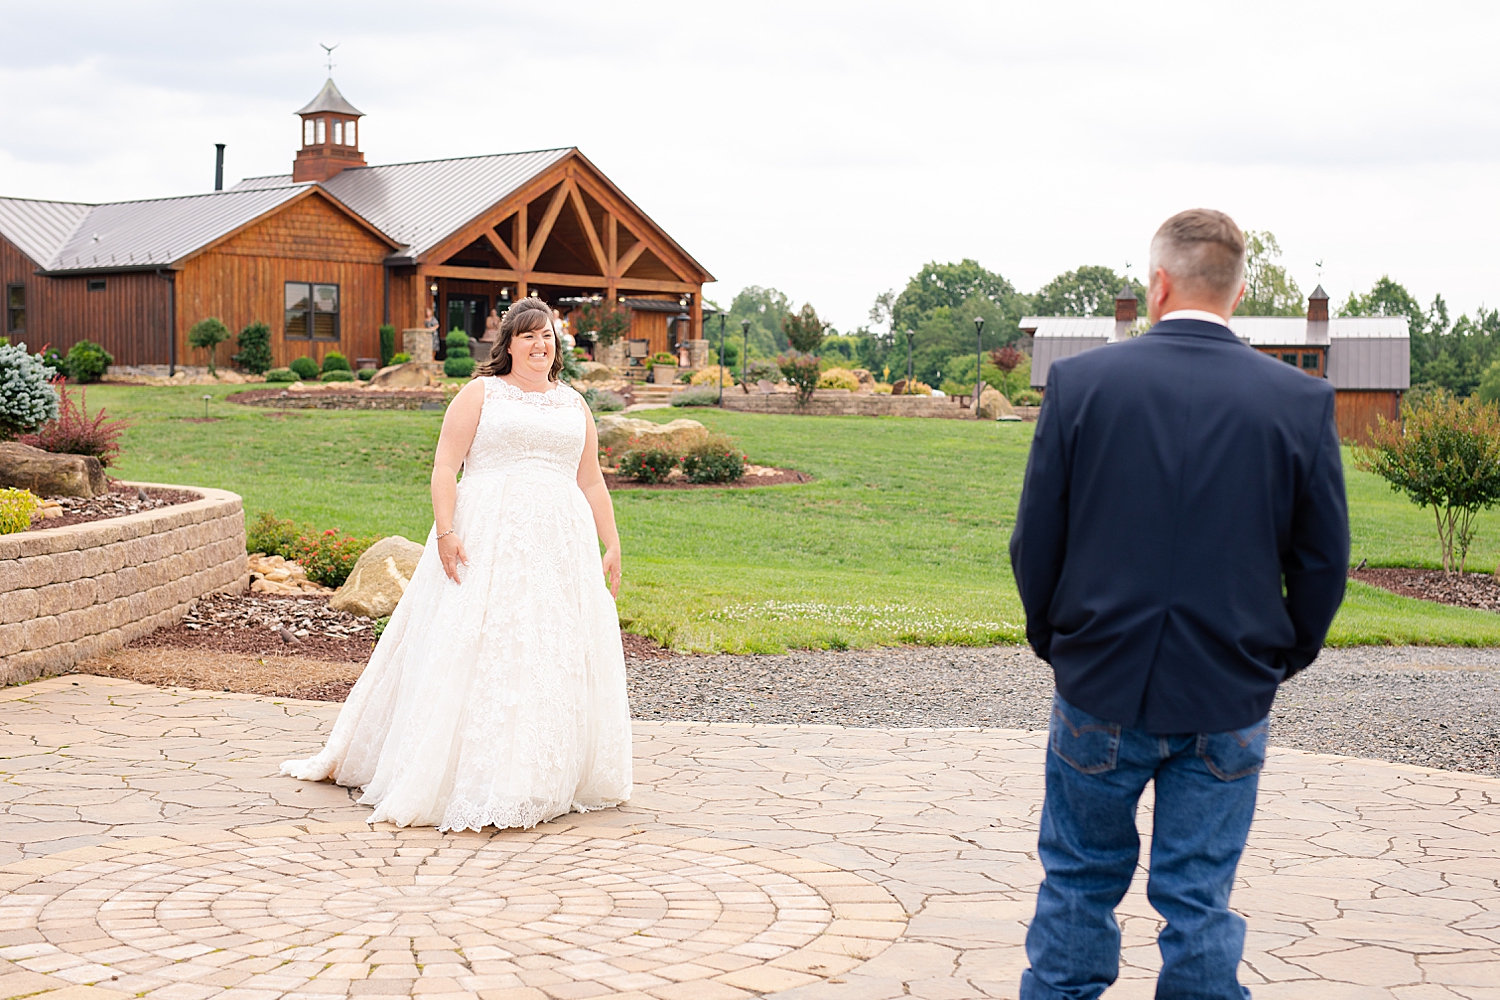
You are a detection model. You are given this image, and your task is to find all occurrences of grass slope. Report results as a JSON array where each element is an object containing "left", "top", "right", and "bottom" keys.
[{"left": 86, "top": 384, "right": 1500, "bottom": 649}]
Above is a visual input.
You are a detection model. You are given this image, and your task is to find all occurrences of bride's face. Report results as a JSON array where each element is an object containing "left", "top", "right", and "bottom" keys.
[{"left": 508, "top": 323, "right": 555, "bottom": 377}]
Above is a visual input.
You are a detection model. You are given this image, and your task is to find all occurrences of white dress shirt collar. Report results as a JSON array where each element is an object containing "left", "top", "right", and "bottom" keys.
[{"left": 1160, "top": 309, "right": 1231, "bottom": 329}]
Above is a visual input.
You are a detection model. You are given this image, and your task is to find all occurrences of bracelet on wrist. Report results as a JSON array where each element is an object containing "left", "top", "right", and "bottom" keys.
[{"left": 436, "top": 528, "right": 454, "bottom": 540}]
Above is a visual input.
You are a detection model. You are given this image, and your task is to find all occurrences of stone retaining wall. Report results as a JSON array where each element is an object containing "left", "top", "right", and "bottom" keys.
[
  {"left": 0, "top": 484, "right": 247, "bottom": 685},
  {"left": 720, "top": 390, "right": 982, "bottom": 419}
]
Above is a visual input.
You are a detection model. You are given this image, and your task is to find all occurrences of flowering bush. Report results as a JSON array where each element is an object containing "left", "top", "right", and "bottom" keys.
[
  {"left": 246, "top": 511, "right": 299, "bottom": 557},
  {"left": 817, "top": 367, "right": 860, "bottom": 391},
  {"left": 18, "top": 383, "right": 131, "bottom": 466},
  {"left": 619, "top": 448, "right": 679, "bottom": 484},
  {"left": 0, "top": 342, "right": 59, "bottom": 439},
  {"left": 681, "top": 433, "right": 746, "bottom": 484},
  {"left": 584, "top": 388, "right": 625, "bottom": 413},
  {"left": 777, "top": 352, "right": 822, "bottom": 405},
  {"left": 287, "top": 527, "right": 376, "bottom": 587},
  {"left": 0, "top": 488, "right": 40, "bottom": 534}
]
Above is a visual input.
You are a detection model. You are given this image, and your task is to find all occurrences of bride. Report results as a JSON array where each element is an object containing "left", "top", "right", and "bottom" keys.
[{"left": 281, "top": 297, "right": 632, "bottom": 831}]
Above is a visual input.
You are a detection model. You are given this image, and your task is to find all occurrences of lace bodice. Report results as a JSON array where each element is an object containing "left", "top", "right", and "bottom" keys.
[{"left": 464, "top": 377, "right": 589, "bottom": 481}]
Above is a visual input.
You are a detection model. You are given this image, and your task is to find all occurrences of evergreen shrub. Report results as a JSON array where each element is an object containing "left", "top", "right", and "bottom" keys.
[
  {"left": 187, "top": 317, "right": 230, "bottom": 374},
  {"left": 64, "top": 340, "right": 113, "bottom": 383},
  {"left": 379, "top": 324, "right": 396, "bottom": 367},
  {"left": 0, "top": 342, "right": 59, "bottom": 439},
  {"left": 357, "top": 368, "right": 377, "bottom": 381},
  {"left": 231, "top": 322, "right": 273, "bottom": 374},
  {"left": 390, "top": 352, "right": 412, "bottom": 364},
  {"left": 320, "top": 351, "right": 351, "bottom": 373},
  {"left": 289, "top": 356, "right": 320, "bottom": 380},
  {"left": 264, "top": 368, "right": 298, "bottom": 382},
  {"left": 320, "top": 370, "right": 355, "bottom": 382}
]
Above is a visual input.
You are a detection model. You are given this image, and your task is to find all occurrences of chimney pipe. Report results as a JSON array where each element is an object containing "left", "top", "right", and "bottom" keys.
[{"left": 214, "top": 144, "right": 225, "bottom": 191}]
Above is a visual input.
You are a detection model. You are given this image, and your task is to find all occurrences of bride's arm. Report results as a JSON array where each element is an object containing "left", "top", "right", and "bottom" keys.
[
  {"left": 431, "top": 379, "right": 486, "bottom": 583},
  {"left": 577, "top": 414, "right": 622, "bottom": 597}
]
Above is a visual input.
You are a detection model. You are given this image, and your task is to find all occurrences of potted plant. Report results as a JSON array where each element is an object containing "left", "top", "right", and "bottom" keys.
[{"left": 648, "top": 351, "right": 678, "bottom": 384}]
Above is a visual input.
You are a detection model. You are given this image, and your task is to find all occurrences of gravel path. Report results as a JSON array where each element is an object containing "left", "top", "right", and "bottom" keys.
[{"left": 626, "top": 645, "right": 1500, "bottom": 776}]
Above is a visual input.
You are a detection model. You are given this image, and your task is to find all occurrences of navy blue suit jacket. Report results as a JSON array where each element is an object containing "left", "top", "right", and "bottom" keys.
[{"left": 1009, "top": 318, "right": 1349, "bottom": 734}]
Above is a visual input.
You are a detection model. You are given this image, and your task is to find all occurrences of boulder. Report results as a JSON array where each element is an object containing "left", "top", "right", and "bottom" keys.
[
  {"left": 978, "top": 386, "right": 1019, "bottom": 420},
  {"left": 367, "top": 362, "right": 435, "bottom": 389},
  {"left": 0, "top": 442, "right": 107, "bottom": 498},
  {"left": 596, "top": 414, "right": 708, "bottom": 454},
  {"left": 850, "top": 368, "right": 878, "bottom": 392},
  {"left": 579, "top": 362, "right": 616, "bottom": 382},
  {"left": 329, "top": 535, "right": 426, "bottom": 618}
]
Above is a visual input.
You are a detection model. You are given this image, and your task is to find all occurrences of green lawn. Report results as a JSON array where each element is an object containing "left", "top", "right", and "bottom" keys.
[{"left": 85, "top": 384, "right": 1500, "bottom": 650}]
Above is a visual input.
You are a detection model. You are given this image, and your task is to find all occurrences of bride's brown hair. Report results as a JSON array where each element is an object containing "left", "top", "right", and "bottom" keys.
[{"left": 476, "top": 299, "right": 563, "bottom": 380}]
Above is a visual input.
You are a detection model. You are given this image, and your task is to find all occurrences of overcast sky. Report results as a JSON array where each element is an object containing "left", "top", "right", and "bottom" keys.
[{"left": 2, "top": 1, "right": 1497, "bottom": 331}]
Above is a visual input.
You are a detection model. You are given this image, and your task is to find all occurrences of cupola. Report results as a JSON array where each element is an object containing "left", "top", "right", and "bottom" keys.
[{"left": 292, "top": 78, "right": 366, "bottom": 183}]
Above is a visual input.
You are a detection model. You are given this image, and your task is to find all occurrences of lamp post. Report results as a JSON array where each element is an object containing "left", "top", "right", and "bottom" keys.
[
  {"left": 717, "top": 313, "right": 727, "bottom": 406},
  {"left": 973, "top": 316, "right": 985, "bottom": 417},
  {"left": 741, "top": 319, "right": 751, "bottom": 389},
  {"left": 904, "top": 329, "right": 914, "bottom": 393}
]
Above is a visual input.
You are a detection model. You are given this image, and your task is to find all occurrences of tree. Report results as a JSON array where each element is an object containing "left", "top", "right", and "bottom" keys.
[
  {"left": 1356, "top": 390, "right": 1500, "bottom": 573},
  {"left": 1032, "top": 265, "right": 1143, "bottom": 317},
  {"left": 231, "top": 321, "right": 273, "bottom": 374},
  {"left": 726, "top": 286, "right": 792, "bottom": 360},
  {"left": 576, "top": 299, "right": 632, "bottom": 347},
  {"left": 1235, "top": 231, "right": 1303, "bottom": 317},
  {"left": 782, "top": 303, "right": 827, "bottom": 354},
  {"left": 1342, "top": 277, "right": 1500, "bottom": 396},
  {"left": 868, "top": 289, "right": 898, "bottom": 335},
  {"left": 892, "top": 259, "right": 1019, "bottom": 333},
  {"left": 188, "top": 317, "right": 230, "bottom": 375}
]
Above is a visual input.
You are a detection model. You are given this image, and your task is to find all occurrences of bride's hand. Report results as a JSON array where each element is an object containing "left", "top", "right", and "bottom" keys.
[
  {"left": 438, "top": 533, "right": 469, "bottom": 584},
  {"left": 601, "top": 546, "right": 622, "bottom": 597}
]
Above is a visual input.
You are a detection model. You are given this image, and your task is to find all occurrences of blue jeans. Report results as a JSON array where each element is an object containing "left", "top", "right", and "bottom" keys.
[{"left": 1020, "top": 693, "right": 1267, "bottom": 1000}]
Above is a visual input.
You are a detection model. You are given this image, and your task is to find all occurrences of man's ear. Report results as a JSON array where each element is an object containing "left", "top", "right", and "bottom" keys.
[{"left": 1229, "top": 281, "right": 1247, "bottom": 314}]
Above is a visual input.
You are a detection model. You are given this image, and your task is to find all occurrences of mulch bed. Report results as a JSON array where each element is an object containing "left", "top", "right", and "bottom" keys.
[
  {"left": 29, "top": 483, "right": 198, "bottom": 531},
  {"left": 1351, "top": 567, "right": 1500, "bottom": 612},
  {"left": 125, "top": 593, "right": 377, "bottom": 662},
  {"left": 603, "top": 467, "right": 810, "bottom": 490}
]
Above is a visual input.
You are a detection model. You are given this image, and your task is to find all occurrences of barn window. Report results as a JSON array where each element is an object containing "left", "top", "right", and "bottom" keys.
[
  {"left": 304, "top": 119, "right": 315, "bottom": 145},
  {"left": 5, "top": 284, "right": 23, "bottom": 333},
  {"left": 1280, "top": 353, "right": 1297, "bottom": 365},
  {"left": 332, "top": 119, "right": 343, "bottom": 145},
  {"left": 316, "top": 118, "right": 326, "bottom": 144},
  {"left": 346, "top": 119, "right": 356, "bottom": 146},
  {"left": 1301, "top": 352, "right": 1320, "bottom": 371},
  {"left": 87, "top": 279, "right": 106, "bottom": 292},
  {"left": 285, "top": 282, "right": 339, "bottom": 340}
]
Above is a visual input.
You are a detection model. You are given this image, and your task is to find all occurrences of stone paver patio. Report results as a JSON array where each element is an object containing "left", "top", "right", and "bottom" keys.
[{"left": 0, "top": 676, "right": 1495, "bottom": 1000}]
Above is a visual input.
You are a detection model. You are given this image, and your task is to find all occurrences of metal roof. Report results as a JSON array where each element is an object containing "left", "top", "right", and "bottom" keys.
[
  {"left": 621, "top": 297, "right": 688, "bottom": 313},
  {"left": 1020, "top": 316, "right": 1116, "bottom": 338},
  {"left": 0, "top": 197, "right": 92, "bottom": 266},
  {"left": 296, "top": 78, "right": 364, "bottom": 117},
  {"left": 37, "top": 186, "right": 312, "bottom": 272},
  {"left": 1026, "top": 314, "right": 1408, "bottom": 344},
  {"left": 232, "top": 148, "right": 574, "bottom": 258}
]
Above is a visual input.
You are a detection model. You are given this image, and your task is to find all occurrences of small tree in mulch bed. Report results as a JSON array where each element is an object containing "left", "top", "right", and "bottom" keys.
[
  {"left": 188, "top": 317, "right": 230, "bottom": 375},
  {"left": 1356, "top": 390, "right": 1500, "bottom": 574}
]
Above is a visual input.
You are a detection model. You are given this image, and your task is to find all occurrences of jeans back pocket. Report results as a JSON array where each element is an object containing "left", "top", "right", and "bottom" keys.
[
  {"left": 1196, "top": 719, "right": 1269, "bottom": 781},
  {"left": 1049, "top": 695, "right": 1121, "bottom": 775}
]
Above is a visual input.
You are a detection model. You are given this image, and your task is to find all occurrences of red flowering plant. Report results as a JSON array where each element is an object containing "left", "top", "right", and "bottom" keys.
[
  {"left": 287, "top": 527, "right": 376, "bottom": 587},
  {"left": 18, "top": 380, "right": 131, "bottom": 466}
]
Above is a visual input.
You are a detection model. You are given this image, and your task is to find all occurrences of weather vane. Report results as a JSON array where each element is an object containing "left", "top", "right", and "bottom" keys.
[
  {"left": 1315, "top": 259, "right": 1324, "bottom": 282},
  {"left": 319, "top": 43, "right": 338, "bottom": 76}
]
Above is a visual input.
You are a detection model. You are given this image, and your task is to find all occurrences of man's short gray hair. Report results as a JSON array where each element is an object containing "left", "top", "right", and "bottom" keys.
[{"left": 1148, "top": 209, "right": 1246, "bottom": 301}]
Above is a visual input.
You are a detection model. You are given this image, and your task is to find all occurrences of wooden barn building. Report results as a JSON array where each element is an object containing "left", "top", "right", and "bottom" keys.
[
  {"left": 0, "top": 79, "right": 714, "bottom": 372},
  {"left": 1023, "top": 285, "right": 1409, "bottom": 444}
]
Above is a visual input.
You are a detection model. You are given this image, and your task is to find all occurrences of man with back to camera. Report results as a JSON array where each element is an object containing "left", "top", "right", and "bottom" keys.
[{"left": 1009, "top": 209, "right": 1350, "bottom": 999}]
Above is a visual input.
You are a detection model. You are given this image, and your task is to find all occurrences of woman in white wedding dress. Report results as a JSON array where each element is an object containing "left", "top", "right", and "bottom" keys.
[{"left": 281, "top": 298, "right": 631, "bottom": 831}]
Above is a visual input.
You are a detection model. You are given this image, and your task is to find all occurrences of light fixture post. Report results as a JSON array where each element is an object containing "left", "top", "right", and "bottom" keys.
[
  {"left": 741, "top": 319, "right": 751, "bottom": 390},
  {"left": 973, "top": 316, "right": 985, "bottom": 418},
  {"left": 904, "top": 329, "right": 915, "bottom": 393},
  {"left": 717, "top": 313, "right": 727, "bottom": 406}
]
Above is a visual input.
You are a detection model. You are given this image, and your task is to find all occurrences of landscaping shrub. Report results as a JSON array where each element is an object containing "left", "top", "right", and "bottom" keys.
[
  {"left": 379, "top": 324, "right": 396, "bottom": 368},
  {"left": 619, "top": 448, "right": 679, "bottom": 484},
  {"left": 445, "top": 330, "right": 471, "bottom": 357},
  {"left": 0, "top": 341, "right": 60, "bottom": 439},
  {"left": 583, "top": 388, "right": 625, "bottom": 413},
  {"left": 575, "top": 299, "right": 632, "bottom": 347},
  {"left": 357, "top": 368, "right": 377, "bottom": 381},
  {"left": 1012, "top": 389, "right": 1043, "bottom": 406},
  {"left": 321, "top": 351, "right": 351, "bottom": 373},
  {"left": 17, "top": 384, "right": 130, "bottom": 466},
  {"left": 681, "top": 433, "right": 746, "bottom": 483},
  {"left": 743, "top": 360, "right": 780, "bottom": 384},
  {"left": 188, "top": 317, "right": 230, "bottom": 375},
  {"left": 782, "top": 303, "right": 827, "bottom": 354},
  {"left": 231, "top": 322, "right": 273, "bottom": 374},
  {"left": 648, "top": 351, "right": 677, "bottom": 370},
  {"left": 444, "top": 356, "right": 476, "bottom": 378},
  {"left": 690, "top": 364, "right": 737, "bottom": 387},
  {"left": 0, "top": 488, "right": 39, "bottom": 534},
  {"left": 288, "top": 527, "right": 376, "bottom": 587},
  {"left": 671, "top": 386, "right": 721, "bottom": 407},
  {"left": 63, "top": 340, "right": 113, "bottom": 383},
  {"left": 37, "top": 346, "right": 67, "bottom": 376},
  {"left": 320, "top": 370, "right": 356, "bottom": 382},
  {"left": 777, "top": 352, "right": 822, "bottom": 405},
  {"left": 289, "top": 356, "right": 320, "bottom": 380},
  {"left": 264, "top": 367, "right": 298, "bottom": 383},
  {"left": 1356, "top": 389, "right": 1500, "bottom": 573},
  {"left": 391, "top": 352, "right": 412, "bottom": 364},
  {"left": 818, "top": 367, "right": 860, "bottom": 391},
  {"left": 374, "top": 616, "right": 390, "bottom": 639},
  {"left": 246, "top": 511, "right": 299, "bottom": 557}
]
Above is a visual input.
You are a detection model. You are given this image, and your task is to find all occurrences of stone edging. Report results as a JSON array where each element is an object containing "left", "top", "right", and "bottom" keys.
[{"left": 0, "top": 483, "right": 247, "bottom": 685}]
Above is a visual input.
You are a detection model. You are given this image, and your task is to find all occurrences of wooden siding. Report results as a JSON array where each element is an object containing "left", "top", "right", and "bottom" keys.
[
  {"left": 174, "top": 194, "right": 391, "bottom": 369},
  {"left": 629, "top": 311, "right": 669, "bottom": 356},
  {"left": 0, "top": 234, "right": 171, "bottom": 366},
  {"left": 1336, "top": 389, "right": 1401, "bottom": 445}
]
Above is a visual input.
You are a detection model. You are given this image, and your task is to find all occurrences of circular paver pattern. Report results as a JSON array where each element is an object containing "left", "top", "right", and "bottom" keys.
[{"left": 0, "top": 825, "right": 908, "bottom": 999}]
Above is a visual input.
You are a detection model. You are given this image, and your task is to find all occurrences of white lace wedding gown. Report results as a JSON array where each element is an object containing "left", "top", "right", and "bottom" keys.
[{"left": 281, "top": 378, "right": 632, "bottom": 831}]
